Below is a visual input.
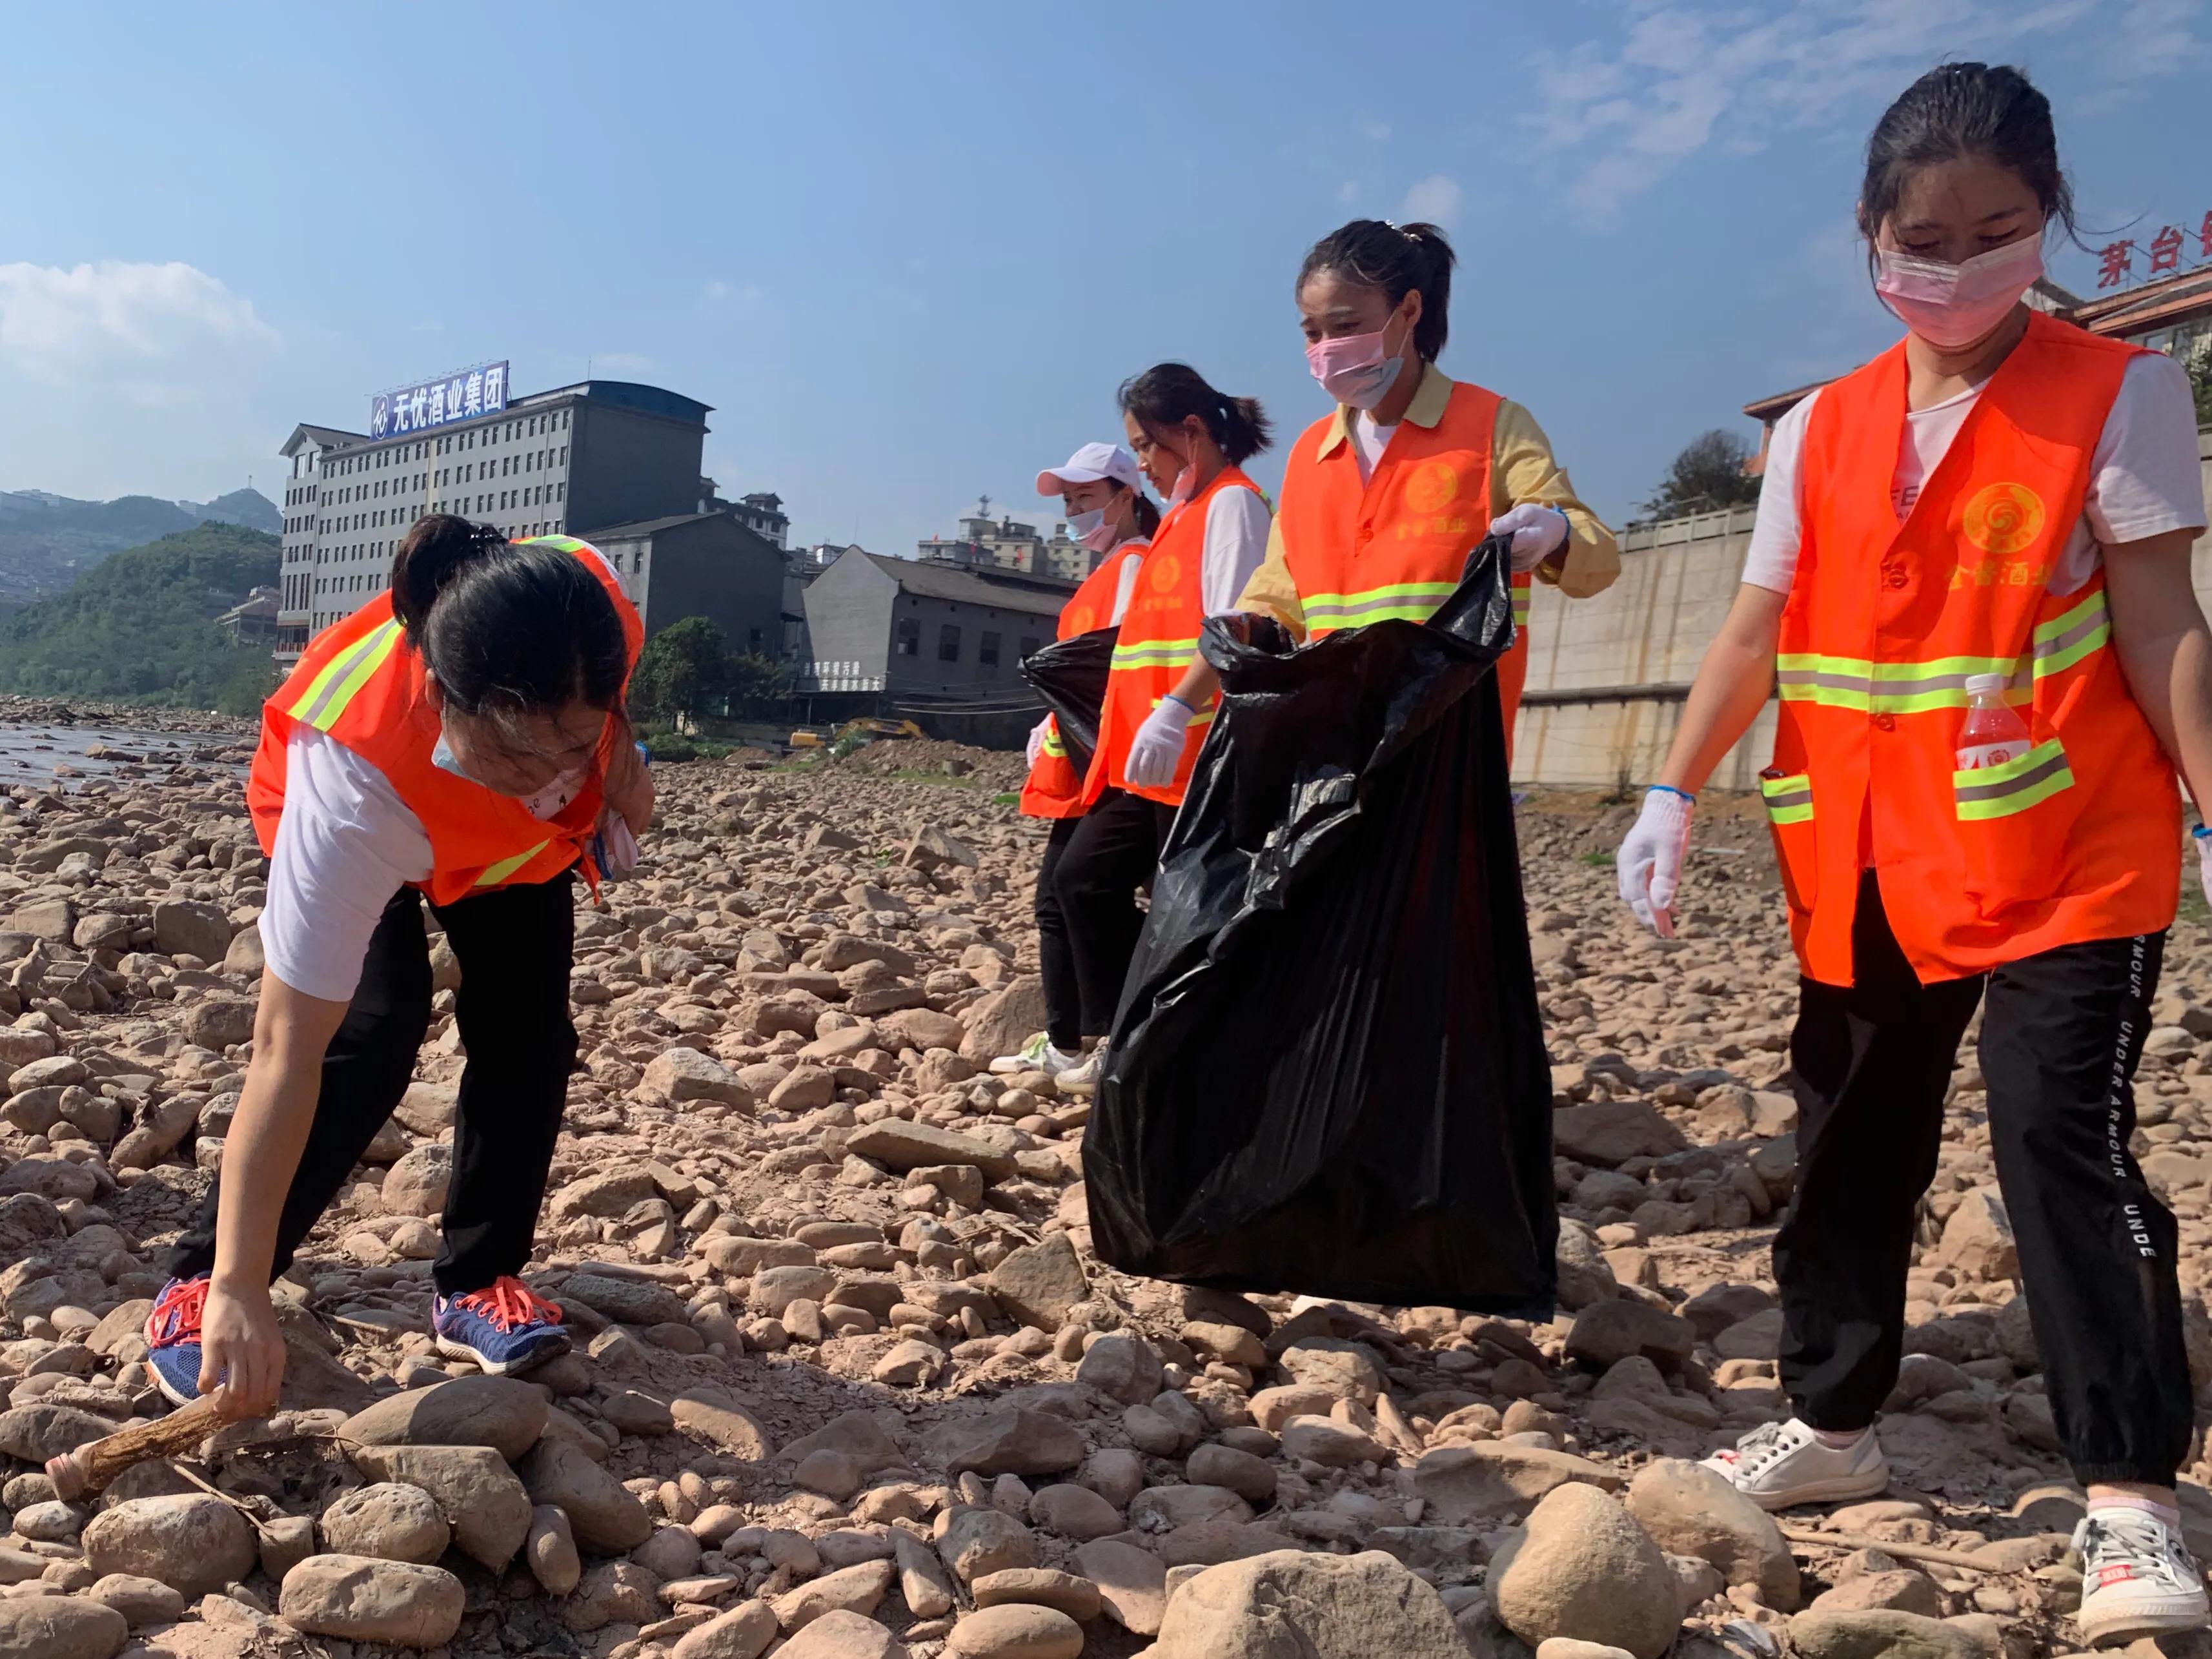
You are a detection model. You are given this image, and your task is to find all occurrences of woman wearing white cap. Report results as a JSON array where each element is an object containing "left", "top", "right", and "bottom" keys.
[{"left": 993, "top": 444, "right": 1159, "bottom": 1078}]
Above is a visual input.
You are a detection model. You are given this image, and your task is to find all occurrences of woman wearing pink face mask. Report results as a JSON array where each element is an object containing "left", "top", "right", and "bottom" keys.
[
  {"left": 1616, "top": 64, "right": 2212, "bottom": 1647},
  {"left": 1235, "top": 218, "right": 1619, "bottom": 757}
]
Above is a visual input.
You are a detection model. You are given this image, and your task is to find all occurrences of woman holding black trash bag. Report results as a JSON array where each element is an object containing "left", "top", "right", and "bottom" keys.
[
  {"left": 991, "top": 442, "right": 1157, "bottom": 1080},
  {"left": 1616, "top": 64, "right": 2212, "bottom": 1647},
  {"left": 1233, "top": 219, "right": 1618, "bottom": 755},
  {"left": 1055, "top": 365, "right": 1274, "bottom": 1094}
]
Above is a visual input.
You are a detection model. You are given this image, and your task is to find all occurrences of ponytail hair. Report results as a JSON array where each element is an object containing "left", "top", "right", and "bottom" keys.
[
  {"left": 391, "top": 514, "right": 628, "bottom": 721},
  {"left": 1126, "top": 488, "right": 1162, "bottom": 540},
  {"left": 1117, "top": 363, "right": 1272, "bottom": 465},
  {"left": 1297, "top": 219, "right": 1457, "bottom": 362}
]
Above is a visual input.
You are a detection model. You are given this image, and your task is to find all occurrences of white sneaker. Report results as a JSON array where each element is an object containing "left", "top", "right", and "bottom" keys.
[
  {"left": 990, "top": 1033, "right": 1079, "bottom": 1077},
  {"left": 2073, "top": 1508, "right": 2211, "bottom": 1647},
  {"left": 1700, "top": 1418, "right": 1890, "bottom": 1511},
  {"left": 1054, "top": 1052, "right": 1101, "bottom": 1094}
]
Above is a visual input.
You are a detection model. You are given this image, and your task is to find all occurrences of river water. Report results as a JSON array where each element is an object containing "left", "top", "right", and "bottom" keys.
[{"left": 0, "top": 724, "right": 244, "bottom": 784}]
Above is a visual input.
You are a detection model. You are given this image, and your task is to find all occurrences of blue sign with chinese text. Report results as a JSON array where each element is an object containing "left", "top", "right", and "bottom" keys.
[{"left": 370, "top": 361, "right": 509, "bottom": 440}]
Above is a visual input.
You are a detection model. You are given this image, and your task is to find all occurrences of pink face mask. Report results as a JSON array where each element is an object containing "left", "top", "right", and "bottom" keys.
[
  {"left": 1875, "top": 236, "right": 2044, "bottom": 351},
  {"left": 1305, "top": 313, "right": 1411, "bottom": 409}
]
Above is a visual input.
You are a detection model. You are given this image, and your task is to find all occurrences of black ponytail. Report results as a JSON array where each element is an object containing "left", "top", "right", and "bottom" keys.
[
  {"left": 1298, "top": 219, "right": 1457, "bottom": 362},
  {"left": 1125, "top": 488, "right": 1162, "bottom": 539},
  {"left": 1858, "top": 63, "right": 2078, "bottom": 265},
  {"left": 391, "top": 515, "right": 627, "bottom": 721},
  {"left": 1117, "top": 363, "right": 1273, "bottom": 466}
]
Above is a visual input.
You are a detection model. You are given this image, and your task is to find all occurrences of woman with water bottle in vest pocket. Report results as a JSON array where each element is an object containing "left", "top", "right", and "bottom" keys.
[
  {"left": 1233, "top": 219, "right": 1619, "bottom": 756},
  {"left": 991, "top": 443, "right": 1157, "bottom": 1082},
  {"left": 1052, "top": 366, "right": 1274, "bottom": 1094},
  {"left": 147, "top": 516, "right": 651, "bottom": 1418},
  {"left": 1616, "top": 65, "right": 2212, "bottom": 1646}
]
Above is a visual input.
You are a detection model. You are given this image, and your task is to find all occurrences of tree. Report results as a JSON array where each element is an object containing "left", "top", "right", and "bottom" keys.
[
  {"left": 2182, "top": 333, "right": 2212, "bottom": 430},
  {"left": 1640, "top": 429, "right": 1763, "bottom": 522},
  {"left": 629, "top": 616, "right": 731, "bottom": 722}
]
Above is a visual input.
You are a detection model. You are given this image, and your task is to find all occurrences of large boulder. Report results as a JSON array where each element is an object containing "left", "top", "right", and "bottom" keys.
[
  {"left": 0, "top": 1596, "right": 127, "bottom": 1659},
  {"left": 153, "top": 899, "right": 233, "bottom": 962},
  {"left": 988, "top": 1231, "right": 1089, "bottom": 1331},
  {"left": 278, "top": 1554, "right": 465, "bottom": 1649},
  {"left": 349, "top": 1443, "right": 533, "bottom": 1571},
  {"left": 1550, "top": 1102, "right": 1688, "bottom": 1167},
  {"left": 1150, "top": 1548, "right": 1466, "bottom": 1658},
  {"left": 337, "top": 1374, "right": 548, "bottom": 1460},
  {"left": 81, "top": 1494, "right": 258, "bottom": 1598},
  {"left": 518, "top": 1438, "right": 653, "bottom": 1552},
  {"left": 1490, "top": 1483, "right": 1680, "bottom": 1659},
  {"left": 1623, "top": 1458, "right": 1799, "bottom": 1611},
  {"left": 958, "top": 977, "right": 1050, "bottom": 1064},
  {"left": 320, "top": 1482, "right": 451, "bottom": 1564}
]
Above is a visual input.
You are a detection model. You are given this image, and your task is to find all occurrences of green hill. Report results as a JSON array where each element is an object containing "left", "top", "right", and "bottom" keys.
[{"left": 0, "top": 522, "right": 280, "bottom": 715}]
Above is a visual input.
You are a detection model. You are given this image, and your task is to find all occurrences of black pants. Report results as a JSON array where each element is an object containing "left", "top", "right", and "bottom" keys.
[
  {"left": 1035, "top": 817, "right": 1085, "bottom": 1050},
  {"left": 1050, "top": 787, "right": 1175, "bottom": 1041},
  {"left": 168, "top": 872, "right": 578, "bottom": 1298},
  {"left": 1776, "top": 872, "right": 2192, "bottom": 1486}
]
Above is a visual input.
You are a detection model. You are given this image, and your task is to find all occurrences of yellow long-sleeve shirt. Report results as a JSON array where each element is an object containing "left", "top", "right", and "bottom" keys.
[{"left": 1235, "top": 362, "right": 1619, "bottom": 636}]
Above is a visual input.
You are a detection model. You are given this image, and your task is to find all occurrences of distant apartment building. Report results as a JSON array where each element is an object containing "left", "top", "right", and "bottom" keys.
[
  {"left": 917, "top": 498, "right": 1094, "bottom": 583},
  {"left": 274, "top": 373, "right": 788, "bottom": 668}
]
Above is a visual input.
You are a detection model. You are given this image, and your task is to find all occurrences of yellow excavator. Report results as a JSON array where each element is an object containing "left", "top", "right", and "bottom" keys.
[{"left": 788, "top": 717, "right": 924, "bottom": 749}]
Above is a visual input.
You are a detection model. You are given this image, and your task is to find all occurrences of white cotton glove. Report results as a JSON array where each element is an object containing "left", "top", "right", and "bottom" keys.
[
  {"left": 1124, "top": 695, "right": 1197, "bottom": 789},
  {"left": 1618, "top": 787, "right": 1695, "bottom": 938},
  {"left": 1489, "top": 502, "right": 1570, "bottom": 573},
  {"left": 1026, "top": 717, "right": 1053, "bottom": 769},
  {"left": 2196, "top": 826, "right": 2212, "bottom": 913}
]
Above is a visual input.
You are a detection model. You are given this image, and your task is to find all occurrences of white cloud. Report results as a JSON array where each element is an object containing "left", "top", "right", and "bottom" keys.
[
  {"left": 0, "top": 261, "right": 276, "bottom": 387},
  {"left": 1399, "top": 173, "right": 1466, "bottom": 227},
  {"left": 1525, "top": 0, "right": 2201, "bottom": 217}
]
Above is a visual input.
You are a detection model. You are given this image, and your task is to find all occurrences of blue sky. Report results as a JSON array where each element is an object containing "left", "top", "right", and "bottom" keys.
[{"left": 2, "top": 2, "right": 2206, "bottom": 551}]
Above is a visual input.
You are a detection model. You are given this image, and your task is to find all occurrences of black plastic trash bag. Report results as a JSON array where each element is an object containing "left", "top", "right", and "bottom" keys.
[
  {"left": 1019, "top": 628, "right": 1116, "bottom": 779},
  {"left": 1084, "top": 537, "right": 1556, "bottom": 1316}
]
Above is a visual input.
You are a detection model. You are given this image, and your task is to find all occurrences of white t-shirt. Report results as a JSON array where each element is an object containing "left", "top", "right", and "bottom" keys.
[
  {"left": 1110, "top": 537, "right": 1145, "bottom": 624},
  {"left": 1352, "top": 414, "right": 1397, "bottom": 483},
  {"left": 1199, "top": 484, "right": 1271, "bottom": 615},
  {"left": 1742, "top": 351, "right": 2204, "bottom": 595}
]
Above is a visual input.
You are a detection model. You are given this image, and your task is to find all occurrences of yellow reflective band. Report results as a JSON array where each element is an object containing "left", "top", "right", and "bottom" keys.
[
  {"left": 1110, "top": 637, "right": 1199, "bottom": 670},
  {"left": 522, "top": 533, "right": 587, "bottom": 555},
  {"left": 293, "top": 620, "right": 403, "bottom": 732},
  {"left": 474, "top": 839, "right": 553, "bottom": 887},
  {"left": 1953, "top": 738, "right": 2075, "bottom": 821},
  {"left": 1779, "top": 606, "right": 2111, "bottom": 714},
  {"left": 1040, "top": 728, "right": 1066, "bottom": 758},
  {"left": 1760, "top": 772, "right": 1813, "bottom": 825}
]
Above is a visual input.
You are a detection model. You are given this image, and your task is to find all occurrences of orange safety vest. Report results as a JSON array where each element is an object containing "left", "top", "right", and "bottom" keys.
[
  {"left": 1766, "top": 310, "right": 2178, "bottom": 986},
  {"left": 247, "top": 535, "right": 645, "bottom": 906},
  {"left": 1084, "top": 467, "right": 1268, "bottom": 809},
  {"left": 1275, "top": 379, "right": 1532, "bottom": 752},
  {"left": 1019, "top": 538, "right": 1149, "bottom": 819}
]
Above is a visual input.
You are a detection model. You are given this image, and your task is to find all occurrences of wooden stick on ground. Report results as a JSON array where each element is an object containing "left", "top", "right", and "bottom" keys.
[{"left": 1777, "top": 1523, "right": 2012, "bottom": 1574}]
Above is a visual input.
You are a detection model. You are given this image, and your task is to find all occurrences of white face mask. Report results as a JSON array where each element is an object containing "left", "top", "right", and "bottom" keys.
[
  {"left": 432, "top": 729, "right": 585, "bottom": 820},
  {"left": 1874, "top": 236, "right": 2045, "bottom": 351},
  {"left": 1066, "top": 506, "right": 1119, "bottom": 553}
]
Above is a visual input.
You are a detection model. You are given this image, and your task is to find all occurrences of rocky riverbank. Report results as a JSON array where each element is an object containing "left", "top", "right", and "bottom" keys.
[{"left": 0, "top": 731, "right": 2205, "bottom": 1659}]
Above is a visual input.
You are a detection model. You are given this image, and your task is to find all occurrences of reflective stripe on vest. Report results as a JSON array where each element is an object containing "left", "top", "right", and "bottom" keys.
[
  {"left": 1777, "top": 589, "right": 2108, "bottom": 713},
  {"left": 476, "top": 838, "right": 553, "bottom": 886},
  {"left": 1305, "top": 582, "right": 1461, "bottom": 634},
  {"left": 287, "top": 618, "right": 405, "bottom": 731},
  {"left": 1110, "top": 636, "right": 1201, "bottom": 671},
  {"left": 1039, "top": 722, "right": 1067, "bottom": 760},
  {"left": 1953, "top": 737, "right": 2075, "bottom": 821},
  {"left": 1760, "top": 771, "right": 1813, "bottom": 825},
  {"left": 1512, "top": 573, "right": 1532, "bottom": 627}
]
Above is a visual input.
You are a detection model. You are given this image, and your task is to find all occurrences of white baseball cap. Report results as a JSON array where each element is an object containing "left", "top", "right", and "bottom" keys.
[{"left": 1036, "top": 442, "right": 1142, "bottom": 497}]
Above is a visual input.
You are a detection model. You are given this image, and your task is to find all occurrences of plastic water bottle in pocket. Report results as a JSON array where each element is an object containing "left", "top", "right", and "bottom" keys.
[{"left": 1956, "top": 672, "right": 2031, "bottom": 771}]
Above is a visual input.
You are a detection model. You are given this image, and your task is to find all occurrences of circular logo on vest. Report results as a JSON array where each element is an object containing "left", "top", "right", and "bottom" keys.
[
  {"left": 1064, "top": 603, "right": 1094, "bottom": 635},
  {"left": 1962, "top": 482, "right": 2047, "bottom": 555},
  {"left": 1403, "top": 459, "right": 1460, "bottom": 514},
  {"left": 1147, "top": 553, "right": 1182, "bottom": 594}
]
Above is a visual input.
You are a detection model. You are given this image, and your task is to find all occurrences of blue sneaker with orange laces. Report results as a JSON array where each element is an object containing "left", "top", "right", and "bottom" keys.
[
  {"left": 431, "top": 1277, "right": 569, "bottom": 1374},
  {"left": 145, "top": 1275, "right": 211, "bottom": 1407}
]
